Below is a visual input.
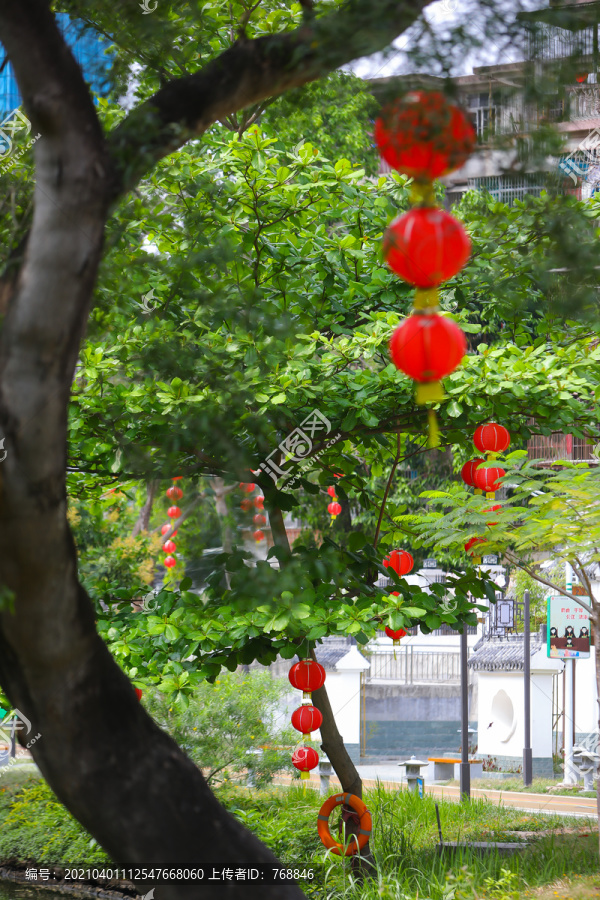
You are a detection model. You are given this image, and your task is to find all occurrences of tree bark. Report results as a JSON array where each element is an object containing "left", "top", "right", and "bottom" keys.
[{"left": 131, "top": 480, "right": 159, "bottom": 538}]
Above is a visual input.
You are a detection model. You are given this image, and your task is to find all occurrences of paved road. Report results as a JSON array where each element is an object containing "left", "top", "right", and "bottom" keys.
[{"left": 295, "top": 765, "right": 598, "bottom": 819}]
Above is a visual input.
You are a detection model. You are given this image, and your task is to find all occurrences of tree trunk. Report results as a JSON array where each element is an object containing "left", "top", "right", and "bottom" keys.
[
  {"left": 592, "top": 602, "right": 600, "bottom": 856},
  {"left": 131, "top": 480, "right": 159, "bottom": 537}
]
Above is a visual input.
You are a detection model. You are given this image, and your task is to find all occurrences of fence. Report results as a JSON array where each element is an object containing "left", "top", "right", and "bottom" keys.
[{"left": 367, "top": 648, "right": 463, "bottom": 684}]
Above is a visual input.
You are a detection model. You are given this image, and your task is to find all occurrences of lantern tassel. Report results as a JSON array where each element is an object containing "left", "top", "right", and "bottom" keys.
[{"left": 426, "top": 409, "right": 440, "bottom": 448}]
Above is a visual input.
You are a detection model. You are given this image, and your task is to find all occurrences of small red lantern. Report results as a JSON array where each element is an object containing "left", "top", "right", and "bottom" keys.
[
  {"left": 291, "top": 705, "right": 323, "bottom": 736},
  {"left": 163, "top": 539, "right": 176, "bottom": 554},
  {"left": 167, "top": 505, "right": 181, "bottom": 519},
  {"left": 135, "top": 688, "right": 143, "bottom": 701},
  {"left": 328, "top": 501, "right": 342, "bottom": 520},
  {"left": 253, "top": 513, "right": 266, "bottom": 526},
  {"left": 484, "top": 504, "right": 502, "bottom": 526},
  {"left": 385, "top": 626, "right": 407, "bottom": 646},
  {"left": 461, "top": 458, "right": 484, "bottom": 487},
  {"left": 240, "top": 498, "right": 252, "bottom": 512},
  {"left": 164, "top": 555, "right": 177, "bottom": 568},
  {"left": 383, "top": 208, "right": 471, "bottom": 288},
  {"left": 239, "top": 482, "right": 255, "bottom": 493},
  {"left": 327, "top": 486, "right": 337, "bottom": 498},
  {"left": 384, "top": 549, "right": 414, "bottom": 576},
  {"left": 473, "top": 423, "right": 511, "bottom": 455},
  {"left": 374, "top": 91, "right": 476, "bottom": 181},
  {"left": 389, "top": 314, "right": 466, "bottom": 403},
  {"left": 161, "top": 523, "right": 177, "bottom": 537},
  {"left": 473, "top": 465, "right": 505, "bottom": 495},
  {"left": 465, "top": 536, "right": 485, "bottom": 556},
  {"left": 253, "top": 529, "right": 264, "bottom": 542},
  {"left": 292, "top": 745, "right": 319, "bottom": 780},
  {"left": 166, "top": 485, "right": 183, "bottom": 501},
  {"left": 289, "top": 660, "right": 326, "bottom": 695},
  {"left": 576, "top": 73, "right": 588, "bottom": 83},
  {"left": 254, "top": 495, "right": 265, "bottom": 510}
]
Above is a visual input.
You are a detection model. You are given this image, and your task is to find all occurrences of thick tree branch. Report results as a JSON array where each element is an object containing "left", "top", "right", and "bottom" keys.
[
  {"left": 504, "top": 550, "right": 594, "bottom": 614},
  {"left": 109, "top": 0, "right": 429, "bottom": 197}
]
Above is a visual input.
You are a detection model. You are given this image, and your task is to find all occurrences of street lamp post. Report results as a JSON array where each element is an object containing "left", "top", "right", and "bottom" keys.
[{"left": 523, "top": 589, "right": 533, "bottom": 786}]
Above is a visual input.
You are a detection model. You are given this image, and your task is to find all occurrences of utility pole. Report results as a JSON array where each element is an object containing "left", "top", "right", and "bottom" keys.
[
  {"left": 563, "top": 561, "right": 577, "bottom": 785},
  {"left": 523, "top": 589, "right": 533, "bottom": 786},
  {"left": 460, "top": 625, "right": 470, "bottom": 801}
]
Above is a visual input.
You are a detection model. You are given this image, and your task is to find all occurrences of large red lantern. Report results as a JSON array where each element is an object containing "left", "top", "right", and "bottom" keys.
[
  {"left": 461, "top": 458, "right": 484, "bottom": 487},
  {"left": 292, "top": 745, "right": 319, "bottom": 780},
  {"left": 385, "top": 626, "right": 407, "bottom": 646},
  {"left": 291, "top": 705, "right": 323, "bottom": 736},
  {"left": 328, "top": 501, "right": 342, "bottom": 520},
  {"left": 253, "top": 513, "right": 266, "bottom": 526},
  {"left": 473, "top": 423, "right": 511, "bottom": 455},
  {"left": 167, "top": 505, "right": 181, "bottom": 519},
  {"left": 166, "top": 485, "right": 183, "bottom": 501},
  {"left": 389, "top": 314, "right": 467, "bottom": 403},
  {"left": 384, "top": 549, "right": 414, "bottom": 576},
  {"left": 163, "top": 540, "right": 176, "bottom": 554},
  {"left": 374, "top": 91, "right": 476, "bottom": 181},
  {"left": 289, "top": 660, "right": 326, "bottom": 695},
  {"left": 576, "top": 73, "right": 588, "bottom": 83},
  {"left": 164, "top": 555, "right": 177, "bottom": 568},
  {"left": 484, "top": 504, "right": 501, "bottom": 526},
  {"left": 383, "top": 208, "right": 471, "bottom": 288},
  {"left": 473, "top": 465, "right": 505, "bottom": 495}
]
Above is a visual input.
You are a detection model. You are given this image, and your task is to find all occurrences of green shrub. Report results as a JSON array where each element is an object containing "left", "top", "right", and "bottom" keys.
[{"left": 142, "top": 670, "right": 300, "bottom": 786}]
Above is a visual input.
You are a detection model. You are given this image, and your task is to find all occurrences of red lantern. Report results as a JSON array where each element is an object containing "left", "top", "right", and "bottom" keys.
[
  {"left": 389, "top": 314, "right": 467, "bottom": 403},
  {"left": 254, "top": 495, "right": 265, "bottom": 510},
  {"left": 166, "top": 485, "right": 183, "bottom": 501},
  {"left": 292, "top": 745, "right": 319, "bottom": 779},
  {"left": 163, "top": 539, "right": 176, "bottom": 554},
  {"left": 461, "top": 458, "right": 484, "bottom": 487},
  {"left": 576, "top": 73, "right": 588, "bottom": 83},
  {"left": 289, "top": 660, "right": 326, "bottom": 694},
  {"left": 253, "top": 529, "right": 264, "bottom": 542},
  {"left": 374, "top": 91, "right": 476, "bottom": 181},
  {"left": 473, "top": 465, "right": 505, "bottom": 494},
  {"left": 164, "top": 555, "right": 177, "bottom": 568},
  {"left": 240, "top": 498, "right": 252, "bottom": 512},
  {"left": 291, "top": 705, "right": 323, "bottom": 735},
  {"left": 172, "top": 476, "right": 183, "bottom": 480},
  {"left": 253, "top": 513, "right": 266, "bottom": 526},
  {"left": 384, "top": 549, "right": 414, "bottom": 576},
  {"left": 327, "top": 486, "right": 337, "bottom": 498},
  {"left": 473, "top": 423, "right": 511, "bottom": 454},
  {"left": 383, "top": 208, "right": 471, "bottom": 288},
  {"left": 484, "top": 504, "right": 502, "bottom": 526},
  {"left": 328, "top": 501, "right": 342, "bottom": 520},
  {"left": 385, "top": 626, "right": 407, "bottom": 643},
  {"left": 135, "top": 688, "right": 143, "bottom": 701},
  {"left": 465, "top": 536, "right": 485, "bottom": 556},
  {"left": 161, "top": 523, "right": 177, "bottom": 537},
  {"left": 239, "top": 482, "right": 255, "bottom": 493},
  {"left": 167, "top": 505, "right": 181, "bottom": 519}
]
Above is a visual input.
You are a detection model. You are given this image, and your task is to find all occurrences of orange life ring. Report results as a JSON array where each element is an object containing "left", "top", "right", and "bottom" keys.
[{"left": 317, "top": 792, "right": 372, "bottom": 856}]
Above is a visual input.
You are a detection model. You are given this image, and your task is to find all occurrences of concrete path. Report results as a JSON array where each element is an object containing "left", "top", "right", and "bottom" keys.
[{"left": 298, "top": 764, "right": 599, "bottom": 820}]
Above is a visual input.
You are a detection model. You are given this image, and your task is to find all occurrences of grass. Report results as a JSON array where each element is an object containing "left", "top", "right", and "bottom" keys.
[
  {"left": 0, "top": 769, "right": 598, "bottom": 898},
  {"left": 447, "top": 777, "right": 597, "bottom": 798}
]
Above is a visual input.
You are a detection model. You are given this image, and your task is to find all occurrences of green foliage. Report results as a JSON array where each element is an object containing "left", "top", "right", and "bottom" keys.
[
  {"left": 262, "top": 71, "right": 380, "bottom": 176},
  {"left": 141, "top": 671, "right": 297, "bottom": 785}
]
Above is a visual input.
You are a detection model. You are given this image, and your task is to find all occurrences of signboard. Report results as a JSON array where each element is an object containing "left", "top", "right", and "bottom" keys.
[
  {"left": 495, "top": 599, "right": 514, "bottom": 629},
  {"left": 423, "top": 558, "right": 437, "bottom": 569},
  {"left": 547, "top": 596, "right": 591, "bottom": 659},
  {"left": 416, "top": 776, "right": 424, "bottom": 798}
]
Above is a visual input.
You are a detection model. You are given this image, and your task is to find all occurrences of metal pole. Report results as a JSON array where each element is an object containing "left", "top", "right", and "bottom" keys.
[
  {"left": 563, "top": 561, "right": 577, "bottom": 784},
  {"left": 523, "top": 589, "right": 533, "bottom": 786},
  {"left": 460, "top": 625, "right": 470, "bottom": 801}
]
